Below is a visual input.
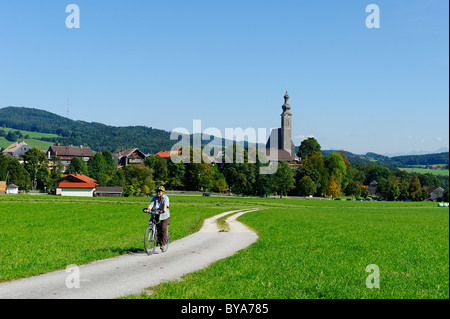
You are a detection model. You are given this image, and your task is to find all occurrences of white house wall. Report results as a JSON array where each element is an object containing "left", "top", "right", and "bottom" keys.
[{"left": 60, "top": 188, "right": 94, "bottom": 197}]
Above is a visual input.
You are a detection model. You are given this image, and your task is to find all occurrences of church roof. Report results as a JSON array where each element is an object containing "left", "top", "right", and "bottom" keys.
[{"left": 264, "top": 149, "right": 294, "bottom": 162}]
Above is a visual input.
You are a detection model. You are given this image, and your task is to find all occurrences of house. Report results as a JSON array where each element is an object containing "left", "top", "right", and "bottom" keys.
[
  {"left": 428, "top": 186, "right": 444, "bottom": 201},
  {"left": 56, "top": 174, "right": 98, "bottom": 197},
  {"left": 367, "top": 180, "right": 378, "bottom": 196},
  {"left": 95, "top": 186, "right": 123, "bottom": 197},
  {"left": 2, "top": 141, "right": 32, "bottom": 159},
  {"left": 47, "top": 145, "right": 95, "bottom": 172},
  {"left": 6, "top": 184, "right": 19, "bottom": 195},
  {"left": 0, "top": 181, "right": 6, "bottom": 194},
  {"left": 112, "top": 148, "right": 147, "bottom": 168}
]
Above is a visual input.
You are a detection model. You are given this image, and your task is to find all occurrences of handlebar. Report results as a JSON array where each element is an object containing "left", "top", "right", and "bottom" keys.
[{"left": 142, "top": 208, "right": 162, "bottom": 214}]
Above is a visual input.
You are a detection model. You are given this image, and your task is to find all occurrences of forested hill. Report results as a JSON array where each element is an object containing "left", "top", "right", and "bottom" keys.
[
  {"left": 0, "top": 106, "right": 175, "bottom": 154},
  {"left": 322, "top": 150, "right": 449, "bottom": 167}
]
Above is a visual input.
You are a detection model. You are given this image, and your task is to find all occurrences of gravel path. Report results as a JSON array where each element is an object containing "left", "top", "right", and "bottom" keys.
[{"left": 0, "top": 209, "right": 260, "bottom": 299}]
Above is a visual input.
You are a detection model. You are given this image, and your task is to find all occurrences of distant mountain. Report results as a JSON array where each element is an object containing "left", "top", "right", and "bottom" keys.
[{"left": 383, "top": 147, "right": 449, "bottom": 157}]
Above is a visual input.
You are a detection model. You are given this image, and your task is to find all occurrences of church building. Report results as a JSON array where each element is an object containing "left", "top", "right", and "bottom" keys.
[{"left": 266, "top": 91, "right": 299, "bottom": 162}]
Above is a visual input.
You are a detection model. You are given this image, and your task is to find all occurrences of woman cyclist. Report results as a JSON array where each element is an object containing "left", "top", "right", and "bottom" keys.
[{"left": 145, "top": 185, "right": 170, "bottom": 252}]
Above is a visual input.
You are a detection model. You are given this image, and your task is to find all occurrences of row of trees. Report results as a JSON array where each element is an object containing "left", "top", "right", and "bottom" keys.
[
  {"left": 1, "top": 138, "right": 449, "bottom": 201},
  {"left": 295, "top": 138, "right": 449, "bottom": 201}
]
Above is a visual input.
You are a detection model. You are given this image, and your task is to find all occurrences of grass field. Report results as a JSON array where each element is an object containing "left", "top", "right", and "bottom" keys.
[
  {"left": 0, "top": 127, "right": 58, "bottom": 151},
  {"left": 0, "top": 195, "right": 448, "bottom": 299},
  {"left": 399, "top": 167, "right": 449, "bottom": 176}
]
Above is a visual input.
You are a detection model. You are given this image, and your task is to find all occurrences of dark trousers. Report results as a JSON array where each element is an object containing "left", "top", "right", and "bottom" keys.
[{"left": 157, "top": 218, "right": 169, "bottom": 246}]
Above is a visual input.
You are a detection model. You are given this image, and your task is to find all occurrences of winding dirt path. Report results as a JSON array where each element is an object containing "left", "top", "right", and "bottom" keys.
[{"left": 0, "top": 209, "right": 260, "bottom": 299}]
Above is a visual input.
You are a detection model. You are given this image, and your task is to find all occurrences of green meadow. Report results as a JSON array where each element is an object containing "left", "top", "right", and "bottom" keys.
[
  {"left": 0, "top": 127, "right": 58, "bottom": 151},
  {"left": 0, "top": 195, "right": 448, "bottom": 299},
  {"left": 399, "top": 167, "right": 449, "bottom": 176}
]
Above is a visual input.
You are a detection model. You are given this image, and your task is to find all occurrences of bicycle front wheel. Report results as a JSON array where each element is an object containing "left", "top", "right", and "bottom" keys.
[{"left": 144, "top": 225, "right": 157, "bottom": 255}]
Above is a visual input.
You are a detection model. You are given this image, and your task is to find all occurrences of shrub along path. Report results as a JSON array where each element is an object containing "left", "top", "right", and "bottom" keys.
[{"left": 0, "top": 209, "right": 260, "bottom": 299}]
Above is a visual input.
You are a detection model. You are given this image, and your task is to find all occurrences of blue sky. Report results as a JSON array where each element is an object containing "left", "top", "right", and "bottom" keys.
[{"left": 0, "top": 0, "right": 448, "bottom": 155}]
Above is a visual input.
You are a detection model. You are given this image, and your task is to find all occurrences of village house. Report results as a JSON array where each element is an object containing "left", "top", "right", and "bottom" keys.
[
  {"left": 2, "top": 141, "right": 31, "bottom": 159},
  {"left": 112, "top": 148, "right": 147, "bottom": 168},
  {"left": 367, "top": 180, "right": 379, "bottom": 197},
  {"left": 427, "top": 186, "right": 444, "bottom": 202},
  {"left": 46, "top": 144, "right": 95, "bottom": 172},
  {"left": 56, "top": 173, "right": 98, "bottom": 197},
  {"left": 6, "top": 184, "right": 19, "bottom": 195}
]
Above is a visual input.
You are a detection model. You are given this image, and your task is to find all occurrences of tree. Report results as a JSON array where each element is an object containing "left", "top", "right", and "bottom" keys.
[
  {"left": 221, "top": 144, "right": 257, "bottom": 195},
  {"left": 88, "top": 153, "right": 108, "bottom": 185},
  {"left": 272, "top": 161, "right": 295, "bottom": 198},
  {"left": 253, "top": 151, "right": 273, "bottom": 197},
  {"left": 212, "top": 166, "right": 228, "bottom": 193},
  {"left": 302, "top": 151, "right": 329, "bottom": 196},
  {"left": 344, "top": 180, "right": 361, "bottom": 199},
  {"left": 326, "top": 175, "right": 341, "bottom": 198},
  {"left": 398, "top": 181, "right": 410, "bottom": 200},
  {"left": 324, "top": 152, "right": 348, "bottom": 190},
  {"left": 146, "top": 155, "right": 168, "bottom": 185},
  {"left": 122, "top": 164, "right": 155, "bottom": 197},
  {"left": 6, "top": 157, "right": 30, "bottom": 191},
  {"left": 408, "top": 176, "right": 423, "bottom": 201},
  {"left": 297, "top": 175, "right": 316, "bottom": 197},
  {"left": 363, "top": 165, "right": 391, "bottom": 186},
  {"left": 297, "top": 137, "right": 321, "bottom": 161},
  {"left": 23, "top": 147, "right": 49, "bottom": 191},
  {"left": 67, "top": 157, "right": 89, "bottom": 176},
  {"left": 185, "top": 162, "right": 215, "bottom": 191},
  {"left": 48, "top": 156, "right": 64, "bottom": 190},
  {"left": 381, "top": 177, "right": 401, "bottom": 201},
  {"left": 166, "top": 161, "right": 185, "bottom": 190},
  {"left": 444, "top": 187, "right": 449, "bottom": 202},
  {"left": 6, "top": 130, "right": 17, "bottom": 142},
  {"left": 102, "top": 151, "right": 117, "bottom": 175},
  {"left": 360, "top": 185, "right": 369, "bottom": 198}
]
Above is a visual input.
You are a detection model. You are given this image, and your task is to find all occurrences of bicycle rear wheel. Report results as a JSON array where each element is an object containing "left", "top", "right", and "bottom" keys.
[{"left": 144, "top": 225, "right": 157, "bottom": 255}]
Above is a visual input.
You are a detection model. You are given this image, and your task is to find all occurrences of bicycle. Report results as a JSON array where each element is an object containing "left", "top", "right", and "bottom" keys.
[{"left": 143, "top": 208, "right": 170, "bottom": 255}]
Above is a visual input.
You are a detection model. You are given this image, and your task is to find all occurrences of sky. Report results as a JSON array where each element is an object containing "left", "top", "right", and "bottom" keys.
[{"left": 0, "top": 0, "right": 448, "bottom": 155}]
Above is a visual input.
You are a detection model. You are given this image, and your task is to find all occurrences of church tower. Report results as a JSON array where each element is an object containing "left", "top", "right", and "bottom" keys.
[
  {"left": 265, "top": 90, "right": 298, "bottom": 161},
  {"left": 281, "top": 90, "right": 293, "bottom": 156}
]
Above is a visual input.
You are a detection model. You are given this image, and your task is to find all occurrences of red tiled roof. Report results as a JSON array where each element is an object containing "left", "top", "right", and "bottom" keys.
[
  {"left": 58, "top": 182, "right": 97, "bottom": 189},
  {"left": 155, "top": 150, "right": 181, "bottom": 159},
  {"left": 57, "top": 174, "right": 97, "bottom": 188}
]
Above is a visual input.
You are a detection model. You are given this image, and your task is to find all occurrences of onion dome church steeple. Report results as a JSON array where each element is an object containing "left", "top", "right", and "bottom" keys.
[{"left": 282, "top": 89, "right": 291, "bottom": 114}]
